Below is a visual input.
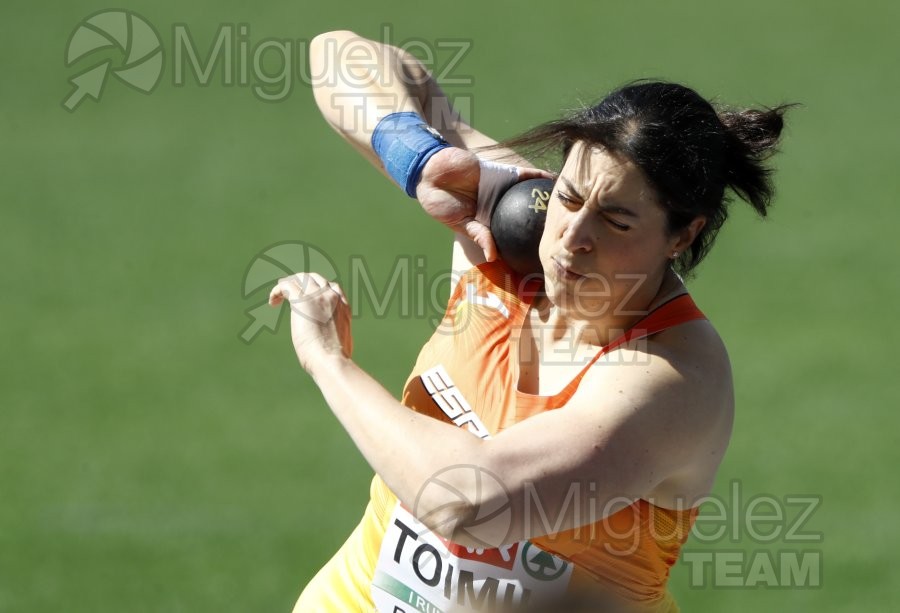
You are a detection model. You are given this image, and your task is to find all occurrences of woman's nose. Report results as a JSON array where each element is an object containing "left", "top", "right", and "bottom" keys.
[{"left": 560, "top": 209, "right": 594, "bottom": 254}]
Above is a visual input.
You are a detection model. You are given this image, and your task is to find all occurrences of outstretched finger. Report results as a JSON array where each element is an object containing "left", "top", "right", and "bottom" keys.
[
  {"left": 328, "top": 281, "right": 349, "bottom": 307},
  {"left": 268, "top": 284, "right": 283, "bottom": 307},
  {"left": 269, "top": 278, "right": 298, "bottom": 307},
  {"left": 517, "top": 166, "right": 557, "bottom": 182}
]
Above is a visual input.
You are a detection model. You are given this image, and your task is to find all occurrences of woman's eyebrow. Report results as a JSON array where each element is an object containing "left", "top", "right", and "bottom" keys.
[
  {"left": 559, "top": 177, "right": 588, "bottom": 201},
  {"left": 561, "top": 177, "right": 640, "bottom": 218}
]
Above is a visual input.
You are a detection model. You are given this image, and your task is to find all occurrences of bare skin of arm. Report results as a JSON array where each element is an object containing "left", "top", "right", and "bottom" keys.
[{"left": 309, "top": 30, "right": 543, "bottom": 271}]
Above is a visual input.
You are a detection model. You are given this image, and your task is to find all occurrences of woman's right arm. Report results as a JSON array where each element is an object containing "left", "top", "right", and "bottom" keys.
[
  {"left": 310, "top": 31, "right": 550, "bottom": 269},
  {"left": 308, "top": 30, "right": 533, "bottom": 170}
]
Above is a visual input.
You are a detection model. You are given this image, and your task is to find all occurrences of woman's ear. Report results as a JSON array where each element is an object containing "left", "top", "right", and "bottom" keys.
[{"left": 670, "top": 216, "right": 706, "bottom": 258}]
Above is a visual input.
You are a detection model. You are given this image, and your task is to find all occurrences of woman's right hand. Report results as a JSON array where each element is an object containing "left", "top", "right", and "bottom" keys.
[{"left": 416, "top": 148, "right": 553, "bottom": 262}]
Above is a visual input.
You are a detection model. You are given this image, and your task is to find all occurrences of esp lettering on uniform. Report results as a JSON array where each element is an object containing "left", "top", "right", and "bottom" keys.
[{"left": 419, "top": 366, "right": 491, "bottom": 440}]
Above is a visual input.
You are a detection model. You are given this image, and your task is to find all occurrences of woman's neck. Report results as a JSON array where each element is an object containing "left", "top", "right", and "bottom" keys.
[{"left": 532, "top": 267, "right": 684, "bottom": 348}]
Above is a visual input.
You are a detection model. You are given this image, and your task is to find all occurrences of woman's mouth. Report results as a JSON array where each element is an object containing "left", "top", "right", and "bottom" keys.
[{"left": 552, "top": 258, "right": 584, "bottom": 282}]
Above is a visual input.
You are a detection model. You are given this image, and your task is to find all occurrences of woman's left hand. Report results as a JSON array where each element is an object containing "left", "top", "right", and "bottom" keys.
[
  {"left": 417, "top": 148, "right": 554, "bottom": 262},
  {"left": 268, "top": 272, "right": 353, "bottom": 374}
]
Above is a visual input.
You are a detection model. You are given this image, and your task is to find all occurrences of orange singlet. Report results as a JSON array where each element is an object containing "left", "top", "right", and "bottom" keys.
[{"left": 294, "top": 259, "right": 706, "bottom": 613}]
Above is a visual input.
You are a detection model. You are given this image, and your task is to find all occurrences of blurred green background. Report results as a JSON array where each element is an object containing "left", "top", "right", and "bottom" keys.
[{"left": 2, "top": 0, "right": 898, "bottom": 610}]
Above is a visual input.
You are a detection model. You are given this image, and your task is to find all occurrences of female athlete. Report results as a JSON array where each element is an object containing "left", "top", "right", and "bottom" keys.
[{"left": 269, "top": 30, "right": 791, "bottom": 612}]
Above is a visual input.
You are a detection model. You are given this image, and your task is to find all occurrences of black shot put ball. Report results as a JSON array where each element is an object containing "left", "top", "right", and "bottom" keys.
[{"left": 490, "top": 178, "right": 555, "bottom": 278}]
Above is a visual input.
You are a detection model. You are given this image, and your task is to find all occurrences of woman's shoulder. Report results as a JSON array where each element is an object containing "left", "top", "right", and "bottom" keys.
[
  {"left": 639, "top": 271, "right": 732, "bottom": 384},
  {"left": 652, "top": 314, "right": 731, "bottom": 372},
  {"left": 644, "top": 315, "right": 735, "bottom": 435},
  {"left": 605, "top": 305, "right": 734, "bottom": 424}
]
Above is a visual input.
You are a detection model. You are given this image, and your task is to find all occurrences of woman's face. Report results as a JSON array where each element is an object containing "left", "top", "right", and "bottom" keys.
[{"left": 538, "top": 142, "right": 679, "bottom": 320}]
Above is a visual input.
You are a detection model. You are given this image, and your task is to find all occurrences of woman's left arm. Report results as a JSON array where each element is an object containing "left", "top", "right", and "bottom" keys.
[{"left": 270, "top": 273, "right": 731, "bottom": 548}]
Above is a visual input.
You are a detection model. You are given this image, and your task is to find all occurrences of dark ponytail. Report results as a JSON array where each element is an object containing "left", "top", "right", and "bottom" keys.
[
  {"left": 719, "top": 105, "right": 794, "bottom": 218},
  {"left": 489, "top": 81, "right": 797, "bottom": 276}
]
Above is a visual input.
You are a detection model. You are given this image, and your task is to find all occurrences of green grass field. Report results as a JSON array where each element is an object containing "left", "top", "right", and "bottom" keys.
[{"left": 2, "top": 0, "right": 898, "bottom": 610}]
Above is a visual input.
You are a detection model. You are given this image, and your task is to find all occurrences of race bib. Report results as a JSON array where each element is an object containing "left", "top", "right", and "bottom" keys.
[{"left": 372, "top": 503, "right": 572, "bottom": 612}]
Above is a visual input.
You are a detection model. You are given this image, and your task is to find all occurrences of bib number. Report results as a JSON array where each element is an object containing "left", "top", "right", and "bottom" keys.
[{"left": 372, "top": 504, "right": 572, "bottom": 612}]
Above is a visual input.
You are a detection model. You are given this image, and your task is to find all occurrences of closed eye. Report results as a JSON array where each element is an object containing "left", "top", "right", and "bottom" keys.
[
  {"left": 556, "top": 191, "right": 579, "bottom": 206},
  {"left": 606, "top": 217, "right": 631, "bottom": 231}
]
